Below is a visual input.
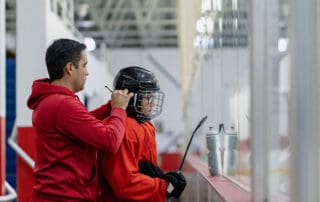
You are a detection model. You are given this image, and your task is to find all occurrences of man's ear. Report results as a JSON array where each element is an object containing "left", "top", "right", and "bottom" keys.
[{"left": 64, "top": 62, "right": 74, "bottom": 76}]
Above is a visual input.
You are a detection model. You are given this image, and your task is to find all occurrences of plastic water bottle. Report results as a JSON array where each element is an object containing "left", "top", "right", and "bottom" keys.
[
  {"left": 206, "top": 126, "right": 222, "bottom": 175},
  {"left": 223, "top": 127, "right": 237, "bottom": 175}
]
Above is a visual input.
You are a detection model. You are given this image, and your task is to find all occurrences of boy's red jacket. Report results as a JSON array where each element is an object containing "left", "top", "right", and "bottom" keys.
[
  {"left": 27, "top": 78, "right": 126, "bottom": 201},
  {"left": 98, "top": 117, "right": 167, "bottom": 202}
]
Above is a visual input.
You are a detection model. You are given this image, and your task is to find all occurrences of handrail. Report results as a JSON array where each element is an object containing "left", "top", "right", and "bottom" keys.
[
  {"left": 7, "top": 121, "right": 34, "bottom": 168},
  {"left": 0, "top": 181, "right": 17, "bottom": 202},
  {"left": 221, "top": 174, "right": 251, "bottom": 193},
  {"left": 186, "top": 155, "right": 251, "bottom": 202}
]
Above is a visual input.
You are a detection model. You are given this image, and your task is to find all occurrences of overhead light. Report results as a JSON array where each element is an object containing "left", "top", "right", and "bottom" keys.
[
  {"left": 196, "top": 17, "right": 206, "bottom": 34},
  {"left": 76, "top": 20, "right": 96, "bottom": 28},
  {"left": 206, "top": 17, "right": 214, "bottom": 34},
  {"left": 83, "top": 37, "right": 96, "bottom": 52},
  {"left": 77, "top": 3, "right": 89, "bottom": 18},
  {"left": 213, "top": 0, "right": 222, "bottom": 11},
  {"left": 218, "top": 18, "right": 223, "bottom": 32},
  {"left": 278, "top": 38, "right": 289, "bottom": 52},
  {"left": 232, "top": 0, "right": 238, "bottom": 10},
  {"left": 201, "top": 0, "right": 212, "bottom": 12}
]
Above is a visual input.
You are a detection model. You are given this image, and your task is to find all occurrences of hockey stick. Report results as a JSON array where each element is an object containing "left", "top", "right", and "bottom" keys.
[
  {"left": 178, "top": 115, "right": 208, "bottom": 171},
  {"left": 105, "top": 85, "right": 113, "bottom": 93}
]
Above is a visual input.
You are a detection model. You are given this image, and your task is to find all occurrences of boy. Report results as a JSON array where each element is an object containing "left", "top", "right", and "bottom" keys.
[{"left": 98, "top": 66, "right": 186, "bottom": 202}]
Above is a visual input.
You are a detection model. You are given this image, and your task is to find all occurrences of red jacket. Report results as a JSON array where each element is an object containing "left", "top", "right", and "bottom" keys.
[
  {"left": 98, "top": 117, "right": 167, "bottom": 202},
  {"left": 27, "top": 78, "right": 127, "bottom": 201}
]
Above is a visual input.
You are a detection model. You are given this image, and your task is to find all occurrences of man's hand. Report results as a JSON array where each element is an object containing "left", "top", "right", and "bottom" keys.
[
  {"left": 138, "top": 161, "right": 165, "bottom": 178},
  {"left": 163, "top": 171, "right": 186, "bottom": 198},
  {"left": 111, "top": 89, "right": 134, "bottom": 109}
]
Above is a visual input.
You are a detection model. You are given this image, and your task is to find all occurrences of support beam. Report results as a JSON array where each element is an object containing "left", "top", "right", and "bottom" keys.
[
  {"left": 249, "top": 0, "right": 269, "bottom": 201},
  {"left": 289, "top": 0, "right": 320, "bottom": 201},
  {"left": 177, "top": 0, "right": 201, "bottom": 148}
]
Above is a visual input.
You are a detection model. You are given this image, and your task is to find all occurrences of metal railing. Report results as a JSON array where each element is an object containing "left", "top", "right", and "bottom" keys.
[
  {"left": 7, "top": 121, "right": 35, "bottom": 168},
  {"left": 3, "top": 121, "right": 35, "bottom": 202},
  {"left": 0, "top": 181, "right": 17, "bottom": 202}
]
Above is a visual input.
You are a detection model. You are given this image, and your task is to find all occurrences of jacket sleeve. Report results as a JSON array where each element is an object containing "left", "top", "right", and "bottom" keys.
[
  {"left": 100, "top": 135, "right": 167, "bottom": 201},
  {"left": 56, "top": 97, "right": 126, "bottom": 153},
  {"left": 89, "top": 100, "right": 112, "bottom": 120}
]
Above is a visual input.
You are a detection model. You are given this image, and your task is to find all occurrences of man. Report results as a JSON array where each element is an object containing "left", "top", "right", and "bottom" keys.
[
  {"left": 27, "top": 38, "right": 133, "bottom": 201},
  {"left": 98, "top": 66, "right": 186, "bottom": 202}
]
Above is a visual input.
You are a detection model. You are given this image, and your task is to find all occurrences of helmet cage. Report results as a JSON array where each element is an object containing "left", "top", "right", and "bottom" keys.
[{"left": 132, "top": 90, "right": 165, "bottom": 122}]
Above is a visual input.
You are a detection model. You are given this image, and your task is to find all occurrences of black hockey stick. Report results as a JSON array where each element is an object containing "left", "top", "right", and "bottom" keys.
[
  {"left": 105, "top": 85, "right": 113, "bottom": 93},
  {"left": 178, "top": 115, "right": 208, "bottom": 171}
]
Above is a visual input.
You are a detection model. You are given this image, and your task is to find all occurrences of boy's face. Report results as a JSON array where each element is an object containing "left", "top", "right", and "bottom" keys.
[
  {"left": 133, "top": 90, "right": 164, "bottom": 122},
  {"left": 140, "top": 93, "right": 155, "bottom": 115}
]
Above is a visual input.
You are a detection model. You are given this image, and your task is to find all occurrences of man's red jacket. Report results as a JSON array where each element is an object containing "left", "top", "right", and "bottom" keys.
[{"left": 27, "top": 78, "right": 126, "bottom": 201}]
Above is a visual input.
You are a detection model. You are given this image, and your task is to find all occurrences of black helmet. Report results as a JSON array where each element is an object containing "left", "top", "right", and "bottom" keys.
[
  {"left": 113, "top": 66, "right": 164, "bottom": 123},
  {"left": 113, "top": 66, "right": 160, "bottom": 92}
]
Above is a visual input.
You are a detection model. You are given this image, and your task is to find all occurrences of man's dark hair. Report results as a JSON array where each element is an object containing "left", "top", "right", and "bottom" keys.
[{"left": 45, "top": 38, "right": 86, "bottom": 80}]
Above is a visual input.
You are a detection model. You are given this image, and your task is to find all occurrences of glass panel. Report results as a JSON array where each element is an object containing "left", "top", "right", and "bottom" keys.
[
  {"left": 190, "top": 0, "right": 251, "bottom": 189},
  {"left": 189, "top": 0, "right": 291, "bottom": 200}
]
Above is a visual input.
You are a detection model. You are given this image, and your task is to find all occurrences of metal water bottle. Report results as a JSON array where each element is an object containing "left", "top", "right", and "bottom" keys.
[
  {"left": 223, "top": 127, "right": 237, "bottom": 175},
  {"left": 206, "top": 125, "right": 222, "bottom": 175}
]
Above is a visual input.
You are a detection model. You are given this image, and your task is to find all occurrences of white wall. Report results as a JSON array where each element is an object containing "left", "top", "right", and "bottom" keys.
[{"left": 16, "top": 0, "right": 47, "bottom": 126}]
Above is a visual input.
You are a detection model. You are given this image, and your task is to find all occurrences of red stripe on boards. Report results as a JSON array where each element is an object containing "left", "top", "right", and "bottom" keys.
[
  {"left": 0, "top": 117, "right": 5, "bottom": 195},
  {"left": 17, "top": 127, "right": 36, "bottom": 202}
]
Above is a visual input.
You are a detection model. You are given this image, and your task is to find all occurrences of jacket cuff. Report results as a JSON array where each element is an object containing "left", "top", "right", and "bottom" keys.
[{"left": 110, "top": 108, "right": 127, "bottom": 122}]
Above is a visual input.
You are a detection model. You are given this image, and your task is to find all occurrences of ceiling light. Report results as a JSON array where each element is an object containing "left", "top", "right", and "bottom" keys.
[
  {"left": 76, "top": 20, "right": 96, "bottom": 28},
  {"left": 83, "top": 37, "right": 96, "bottom": 52},
  {"left": 77, "top": 3, "right": 89, "bottom": 18},
  {"left": 278, "top": 38, "right": 288, "bottom": 52}
]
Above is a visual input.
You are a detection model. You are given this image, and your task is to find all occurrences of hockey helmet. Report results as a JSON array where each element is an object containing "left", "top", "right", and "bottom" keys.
[{"left": 113, "top": 66, "right": 164, "bottom": 123}]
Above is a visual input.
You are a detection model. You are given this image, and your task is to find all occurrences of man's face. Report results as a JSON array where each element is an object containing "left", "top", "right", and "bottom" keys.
[{"left": 72, "top": 50, "right": 88, "bottom": 92}]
